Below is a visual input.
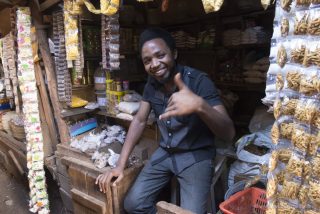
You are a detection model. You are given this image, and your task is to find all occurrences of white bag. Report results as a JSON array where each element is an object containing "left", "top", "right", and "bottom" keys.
[{"left": 118, "top": 102, "right": 140, "bottom": 115}]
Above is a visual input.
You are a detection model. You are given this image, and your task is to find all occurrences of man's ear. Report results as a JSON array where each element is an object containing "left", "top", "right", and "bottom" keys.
[{"left": 173, "top": 49, "right": 178, "bottom": 60}]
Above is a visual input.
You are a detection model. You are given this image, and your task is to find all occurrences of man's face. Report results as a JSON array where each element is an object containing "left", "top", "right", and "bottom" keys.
[{"left": 141, "top": 38, "right": 176, "bottom": 84}]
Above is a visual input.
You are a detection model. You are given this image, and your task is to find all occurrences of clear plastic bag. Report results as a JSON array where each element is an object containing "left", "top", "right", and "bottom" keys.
[{"left": 294, "top": 10, "right": 309, "bottom": 35}]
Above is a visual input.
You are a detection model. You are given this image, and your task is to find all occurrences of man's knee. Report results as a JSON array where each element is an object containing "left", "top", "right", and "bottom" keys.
[{"left": 124, "top": 192, "right": 138, "bottom": 213}]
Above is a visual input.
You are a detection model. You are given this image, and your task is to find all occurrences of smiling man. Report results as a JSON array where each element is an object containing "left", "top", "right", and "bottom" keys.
[{"left": 96, "top": 28, "right": 235, "bottom": 214}]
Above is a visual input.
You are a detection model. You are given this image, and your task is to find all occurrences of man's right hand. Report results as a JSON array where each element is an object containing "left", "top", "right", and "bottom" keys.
[{"left": 95, "top": 166, "right": 124, "bottom": 193}]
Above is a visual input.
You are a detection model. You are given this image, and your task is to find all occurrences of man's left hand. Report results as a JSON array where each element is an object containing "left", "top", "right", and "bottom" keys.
[{"left": 159, "top": 73, "right": 202, "bottom": 120}]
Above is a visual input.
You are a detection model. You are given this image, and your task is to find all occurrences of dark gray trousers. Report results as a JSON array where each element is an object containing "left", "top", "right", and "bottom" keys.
[{"left": 124, "top": 157, "right": 214, "bottom": 214}]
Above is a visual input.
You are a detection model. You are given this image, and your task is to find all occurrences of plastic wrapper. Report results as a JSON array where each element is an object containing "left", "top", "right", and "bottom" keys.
[
  {"left": 307, "top": 8, "right": 320, "bottom": 35},
  {"left": 311, "top": 155, "right": 320, "bottom": 178},
  {"left": 299, "top": 69, "right": 320, "bottom": 97},
  {"left": 273, "top": 91, "right": 299, "bottom": 119},
  {"left": 287, "top": 152, "right": 307, "bottom": 177},
  {"left": 286, "top": 69, "right": 302, "bottom": 91},
  {"left": 279, "top": 176, "right": 302, "bottom": 200},
  {"left": 308, "top": 179, "right": 320, "bottom": 208},
  {"left": 294, "top": 98, "right": 318, "bottom": 124},
  {"left": 278, "top": 43, "right": 288, "bottom": 68},
  {"left": 308, "top": 129, "right": 320, "bottom": 156},
  {"left": 292, "top": 124, "right": 312, "bottom": 154},
  {"left": 295, "top": 0, "right": 311, "bottom": 8},
  {"left": 294, "top": 10, "right": 309, "bottom": 35},
  {"left": 266, "top": 199, "right": 277, "bottom": 214},
  {"left": 281, "top": 0, "right": 294, "bottom": 12},
  {"left": 290, "top": 38, "right": 306, "bottom": 65},
  {"left": 278, "top": 200, "right": 301, "bottom": 213},
  {"left": 303, "top": 40, "right": 320, "bottom": 67}
]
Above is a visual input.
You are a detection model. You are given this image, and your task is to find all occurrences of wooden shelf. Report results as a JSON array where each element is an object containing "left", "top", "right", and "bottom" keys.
[
  {"left": 224, "top": 43, "right": 270, "bottom": 49},
  {"left": 215, "top": 81, "right": 265, "bottom": 92},
  {"left": 61, "top": 108, "right": 97, "bottom": 118},
  {"left": 72, "top": 84, "right": 94, "bottom": 91},
  {"left": 96, "top": 110, "right": 155, "bottom": 127},
  {"left": 178, "top": 49, "right": 215, "bottom": 54}
]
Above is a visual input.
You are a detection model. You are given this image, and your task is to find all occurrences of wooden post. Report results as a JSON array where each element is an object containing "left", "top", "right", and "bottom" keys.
[
  {"left": 36, "top": 28, "right": 70, "bottom": 144},
  {"left": 34, "top": 62, "right": 59, "bottom": 150}
]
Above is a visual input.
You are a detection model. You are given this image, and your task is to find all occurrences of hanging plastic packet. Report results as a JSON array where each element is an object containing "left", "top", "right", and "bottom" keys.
[
  {"left": 280, "top": 0, "right": 294, "bottom": 12},
  {"left": 295, "top": 98, "right": 319, "bottom": 124},
  {"left": 273, "top": 90, "right": 299, "bottom": 119},
  {"left": 294, "top": 10, "right": 309, "bottom": 35},
  {"left": 265, "top": 199, "right": 277, "bottom": 214},
  {"left": 279, "top": 175, "right": 302, "bottom": 201},
  {"left": 287, "top": 152, "right": 308, "bottom": 177},
  {"left": 299, "top": 68, "right": 319, "bottom": 96},
  {"left": 277, "top": 198, "right": 300, "bottom": 213},
  {"left": 303, "top": 40, "right": 320, "bottom": 67},
  {"left": 308, "top": 179, "right": 320, "bottom": 209},
  {"left": 307, "top": 128, "right": 320, "bottom": 156},
  {"left": 307, "top": 7, "right": 320, "bottom": 35},
  {"left": 285, "top": 66, "right": 302, "bottom": 91},
  {"left": 290, "top": 38, "right": 306, "bottom": 65},
  {"left": 295, "top": 0, "right": 311, "bottom": 8},
  {"left": 291, "top": 124, "right": 312, "bottom": 154},
  {"left": 278, "top": 42, "right": 288, "bottom": 68},
  {"left": 313, "top": 111, "right": 320, "bottom": 129}
]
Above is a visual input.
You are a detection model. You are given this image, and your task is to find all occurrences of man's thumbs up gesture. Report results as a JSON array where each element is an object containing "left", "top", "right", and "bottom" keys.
[{"left": 159, "top": 73, "right": 203, "bottom": 120}]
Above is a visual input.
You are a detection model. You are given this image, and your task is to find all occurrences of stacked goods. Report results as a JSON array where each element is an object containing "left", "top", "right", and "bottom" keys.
[
  {"left": 102, "top": 13, "right": 120, "bottom": 70},
  {"left": 16, "top": 7, "right": 49, "bottom": 214},
  {"left": 9, "top": 115, "right": 26, "bottom": 141},
  {"left": 265, "top": 1, "right": 320, "bottom": 213},
  {"left": 52, "top": 11, "right": 72, "bottom": 104},
  {"left": 0, "top": 111, "right": 17, "bottom": 135},
  {"left": 64, "top": 0, "right": 84, "bottom": 86}
]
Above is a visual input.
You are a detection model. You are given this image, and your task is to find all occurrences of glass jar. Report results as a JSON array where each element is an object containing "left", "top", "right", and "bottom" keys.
[{"left": 94, "top": 63, "right": 106, "bottom": 91}]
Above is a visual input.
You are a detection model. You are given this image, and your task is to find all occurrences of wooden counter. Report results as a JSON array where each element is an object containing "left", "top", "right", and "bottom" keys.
[
  {"left": 0, "top": 130, "right": 27, "bottom": 179},
  {"left": 56, "top": 143, "right": 145, "bottom": 214}
]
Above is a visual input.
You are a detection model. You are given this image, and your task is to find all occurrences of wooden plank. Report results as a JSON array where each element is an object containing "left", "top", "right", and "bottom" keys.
[
  {"left": 40, "top": 0, "right": 60, "bottom": 12},
  {"left": 34, "top": 62, "right": 59, "bottom": 150},
  {"left": 112, "top": 164, "right": 143, "bottom": 214},
  {"left": 0, "top": 130, "right": 26, "bottom": 154},
  {"left": 36, "top": 28, "right": 70, "bottom": 144},
  {"left": 37, "top": 89, "right": 54, "bottom": 157},
  {"left": 8, "top": 150, "right": 24, "bottom": 175},
  {"left": 156, "top": 201, "right": 195, "bottom": 214},
  {"left": 61, "top": 108, "right": 97, "bottom": 118},
  {"left": 71, "top": 188, "right": 107, "bottom": 214}
]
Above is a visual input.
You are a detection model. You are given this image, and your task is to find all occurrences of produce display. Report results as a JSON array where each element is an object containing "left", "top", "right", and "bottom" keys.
[{"left": 266, "top": 1, "right": 320, "bottom": 213}]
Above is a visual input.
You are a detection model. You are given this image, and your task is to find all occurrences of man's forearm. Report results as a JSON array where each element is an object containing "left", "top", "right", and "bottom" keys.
[
  {"left": 197, "top": 99, "right": 235, "bottom": 142},
  {"left": 116, "top": 117, "right": 147, "bottom": 169}
]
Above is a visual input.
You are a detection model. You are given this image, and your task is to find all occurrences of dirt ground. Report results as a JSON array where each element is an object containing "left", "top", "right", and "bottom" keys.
[{"left": 0, "top": 164, "right": 68, "bottom": 214}]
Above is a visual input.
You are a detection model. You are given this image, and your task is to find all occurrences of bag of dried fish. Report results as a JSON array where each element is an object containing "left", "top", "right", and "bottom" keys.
[
  {"left": 296, "top": 0, "right": 311, "bottom": 7},
  {"left": 277, "top": 43, "right": 288, "bottom": 68},
  {"left": 279, "top": 176, "right": 302, "bottom": 200},
  {"left": 286, "top": 70, "right": 302, "bottom": 91},
  {"left": 287, "top": 152, "right": 307, "bottom": 177},
  {"left": 307, "top": 8, "right": 320, "bottom": 35},
  {"left": 294, "top": 10, "right": 309, "bottom": 35},
  {"left": 291, "top": 124, "right": 312, "bottom": 154},
  {"left": 299, "top": 70, "right": 320, "bottom": 97},
  {"left": 290, "top": 39, "right": 306, "bottom": 65},
  {"left": 278, "top": 200, "right": 301, "bottom": 214},
  {"left": 266, "top": 199, "right": 277, "bottom": 214},
  {"left": 308, "top": 130, "right": 320, "bottom": 156},
  {"left": 308, "top": 179, "right": 320, "bottom": 208},
  {"left": 280, "top": 0, "right": 293, "bottom": 12},
  {"left": 303, "top": 40, "right": 320, "bottom": 67},
  {"left": 295, "top": 98, "right": 319, "bottom": 124}
]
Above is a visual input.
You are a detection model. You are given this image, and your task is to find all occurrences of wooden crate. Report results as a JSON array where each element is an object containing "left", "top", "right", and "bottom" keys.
[{"left": 61, "top": 154, "right": 143, "bottom": 214}]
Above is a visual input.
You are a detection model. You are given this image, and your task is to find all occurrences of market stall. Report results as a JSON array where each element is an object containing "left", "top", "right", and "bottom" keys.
[{"left": 3, "top": 0, "right": 315, "bottom": 213}]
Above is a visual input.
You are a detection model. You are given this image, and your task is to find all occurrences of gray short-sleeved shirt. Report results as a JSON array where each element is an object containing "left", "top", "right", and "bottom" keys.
[{"left": 142, "top": 64, "right": 222, "bottom": 174}]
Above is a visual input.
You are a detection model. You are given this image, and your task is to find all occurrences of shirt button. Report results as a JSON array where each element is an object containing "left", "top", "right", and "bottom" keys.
[
  {"left": 168, "top": 133, "right": 172, "bottom": 137},
  {"left": 166, "top": 120, "right": 170, "bottom": 125},
  {"left": 166, "top": 145, "right": 170, "bottom": 148}
]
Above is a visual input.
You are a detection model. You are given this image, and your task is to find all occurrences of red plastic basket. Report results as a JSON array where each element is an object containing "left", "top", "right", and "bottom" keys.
[{"left": 219, "top": 187, "right": 267, "bottom": 214}]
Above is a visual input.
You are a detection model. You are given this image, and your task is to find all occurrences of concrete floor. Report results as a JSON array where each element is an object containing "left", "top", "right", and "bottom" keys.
[{"left": 0, "top": 164, "right": 68, "bottom": 214}]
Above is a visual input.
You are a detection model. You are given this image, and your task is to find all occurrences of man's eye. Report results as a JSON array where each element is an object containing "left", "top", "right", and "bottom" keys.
[
  {"left": 158, "top": 54, "right": 165, "bottom": 59},
  {"left": 144, "top": 59, "right": 150, "bottom": 65}
]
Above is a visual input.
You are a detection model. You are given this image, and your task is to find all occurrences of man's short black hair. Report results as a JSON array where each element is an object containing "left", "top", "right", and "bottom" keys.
[{"left": 139, "top": 27, "right": 176, "bottom": 53}]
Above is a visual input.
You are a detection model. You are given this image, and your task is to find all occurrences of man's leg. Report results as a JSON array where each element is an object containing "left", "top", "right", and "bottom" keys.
[
  {"left": 124, "top": 157, "right": 173, "bottom": 214},
  {"left": 177, "top": 159, "right": 214, "bottom": 214}
]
